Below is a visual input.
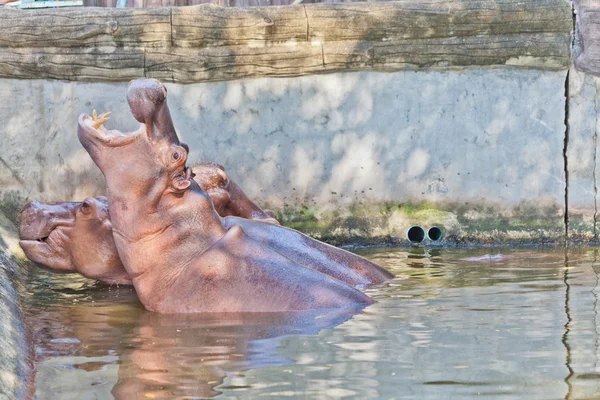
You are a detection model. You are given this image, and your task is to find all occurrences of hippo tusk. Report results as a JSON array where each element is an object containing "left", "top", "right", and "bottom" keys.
[{"left": 91, "top": 110, "right": 111, "bottom": 129}]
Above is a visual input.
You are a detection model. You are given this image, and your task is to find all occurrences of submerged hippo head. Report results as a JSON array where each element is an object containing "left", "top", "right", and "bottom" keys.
[
  {"left": 193, "top": 162, "right": 279, "bottom": 224},
  {"left": 19, "top": 197, "right": 131, "bottom": 285}
]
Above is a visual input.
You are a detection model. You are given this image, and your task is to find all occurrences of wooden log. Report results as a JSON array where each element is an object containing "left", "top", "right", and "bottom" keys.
[
  {"left": 0, "top": 0, "right": 573, "bottom": 82},
  {"left": 307, "top": 0, "right": 573, "bottom": 42},
  {"left": 0, "top": 7, "right": 171, "bottom": 48},
  {"left": 0, "top": 47, "right": 144, "bottom": 81},
  {"left": 145, "top": 42, "right": 324, "bottom": 82},
  {"left": 322, "top": 33, "right": 571, "bottom": 71},
  {"left": 171, "top": 4, "right": 308, "bottom": 47}
]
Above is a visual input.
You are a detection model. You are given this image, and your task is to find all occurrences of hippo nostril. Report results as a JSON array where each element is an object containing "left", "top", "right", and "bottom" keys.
[{"left": 38, "top": 236, "right": 48, "bottom": 242}]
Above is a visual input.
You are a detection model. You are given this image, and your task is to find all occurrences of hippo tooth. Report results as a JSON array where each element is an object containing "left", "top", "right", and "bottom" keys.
[{"left": 91, "top": 111, "right": 111, "bottom": 129}]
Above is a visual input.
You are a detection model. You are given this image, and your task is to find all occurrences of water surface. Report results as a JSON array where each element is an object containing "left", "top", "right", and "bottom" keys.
[{"left": 26, "top": 247, "right": 600, "bottom": 399}]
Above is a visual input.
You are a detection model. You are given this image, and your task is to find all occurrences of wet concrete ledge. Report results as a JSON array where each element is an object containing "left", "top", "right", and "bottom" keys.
[{"left": 0, "top": 213, "right": 33, "bottom": 400}]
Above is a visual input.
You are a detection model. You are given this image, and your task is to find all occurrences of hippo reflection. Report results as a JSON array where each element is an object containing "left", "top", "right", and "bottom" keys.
[
  {"left": 74, "top": 78, "right": 389, "bottom": 313},
  {"left": 28, "top": 282, "right": 361, "bottom": 399}
]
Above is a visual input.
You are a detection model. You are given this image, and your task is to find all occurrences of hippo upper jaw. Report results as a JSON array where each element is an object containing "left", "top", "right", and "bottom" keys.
[
  {"left": 19, "top": 201, "right": 77, "bottom": 242},
  {"left": 77, "top": 113, "right": 141, "bottom": 149}
]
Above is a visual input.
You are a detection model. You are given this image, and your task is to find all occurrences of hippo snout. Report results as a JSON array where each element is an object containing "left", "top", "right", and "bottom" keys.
[
  {"left": 19, "top": 201, "right": 46, "bottom": 240},
  {"left": 18, "top": 201, "right": 77, "bottom": 240}
]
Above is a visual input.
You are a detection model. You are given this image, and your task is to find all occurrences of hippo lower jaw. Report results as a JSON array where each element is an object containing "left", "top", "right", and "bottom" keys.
[
  {"left": 19, "top": 218, "right": 74, "bottom": 243},
  {"left": 78, "top": 113, "right": 140, "bottom": 148},
  {"left": 19, "top": 225, "right": 73, "bottom": 269}
]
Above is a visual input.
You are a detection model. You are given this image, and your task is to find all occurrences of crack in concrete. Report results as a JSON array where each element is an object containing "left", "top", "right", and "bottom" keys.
[
  {"left": 594, "top": 81, "right": 599, "bottom": 240},
  {"left": 564, "top": 69, "right": 570, "bottom": 242},
  {"left": 564, "top": 2, "right": 576, "bottom": 243},
  {"left": 0, "top": 157, "right": 28, "bottom": 193}
]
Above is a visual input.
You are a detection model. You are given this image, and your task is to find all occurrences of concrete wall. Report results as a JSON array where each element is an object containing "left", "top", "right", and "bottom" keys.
[{"left": 0, "top": 68, "right": 569, "bottom": 244}]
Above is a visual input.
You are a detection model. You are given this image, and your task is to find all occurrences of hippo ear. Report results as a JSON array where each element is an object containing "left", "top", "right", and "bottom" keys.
[{"left": 172, "top": 177, "right": 191, "bottom": 193}]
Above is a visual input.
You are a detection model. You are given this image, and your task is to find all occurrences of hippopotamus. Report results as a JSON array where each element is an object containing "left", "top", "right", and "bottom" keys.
[
  {"left": 19, "top": 162, "right": 280, "bottom": 284},
  {"left": 193, "top": 162, "right": 279, "bottom": 224},
  {"left": 20, "top": 193, "right": 391, "bottom": 288},
  {"left": 19, "top": 197, "right": 132, "bottom": 285},
  {"left": 77, "top": 79, "right": 378, "bottom": 313}
]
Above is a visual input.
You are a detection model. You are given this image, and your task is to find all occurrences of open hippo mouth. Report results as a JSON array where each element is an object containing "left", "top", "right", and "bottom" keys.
[
  {"left": 78, "top": 80, "right": 180, "bottom": 151},
  {"left": 78, "top": 111, "right": 141, "bottom": 148}
]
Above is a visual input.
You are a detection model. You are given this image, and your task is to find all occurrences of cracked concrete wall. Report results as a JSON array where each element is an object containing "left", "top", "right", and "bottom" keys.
[{"left": 0, "top": 68, "right": 569, "bottom": 244}]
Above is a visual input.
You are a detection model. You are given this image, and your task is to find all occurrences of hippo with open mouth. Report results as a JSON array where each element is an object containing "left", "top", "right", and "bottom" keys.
[{"left": 76, "top": 79, "right": 384, "bottom": 313}]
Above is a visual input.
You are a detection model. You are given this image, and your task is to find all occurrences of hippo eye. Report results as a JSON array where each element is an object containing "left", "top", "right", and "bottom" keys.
[
  {"left": 172, "top": 152, "right": 180, "bottom": 161},
  {"left": 81, "top": 201, "right": 92, "bottom": 214}
]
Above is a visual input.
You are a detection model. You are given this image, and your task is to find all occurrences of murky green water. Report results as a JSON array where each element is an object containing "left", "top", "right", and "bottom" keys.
[{"left": 25, "top": 247, "right": 600, "bottom": 399}]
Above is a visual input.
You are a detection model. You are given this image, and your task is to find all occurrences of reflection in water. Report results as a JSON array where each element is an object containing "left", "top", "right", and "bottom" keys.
[
  {"left": 25, "top": 273, "right": 362, "bottom": 399},
  {"left": 25, "top": 248, "right": 600, "bottom": 399},
  {"left": 562, "top": 249, "right": 573, "bottom": 400}
]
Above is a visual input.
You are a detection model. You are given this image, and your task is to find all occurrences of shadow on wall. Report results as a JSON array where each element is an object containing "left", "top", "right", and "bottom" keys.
[
  {"left": 0, "top": 68, "right": 567, "bottom": 241},
  {"left": 169, "top": 69, "right": 566, "bottom": 207}
]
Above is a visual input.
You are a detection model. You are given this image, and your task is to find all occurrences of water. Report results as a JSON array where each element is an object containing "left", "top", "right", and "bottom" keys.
[{"left": 25, "top": 247, "right": 600, "bottom": 399}]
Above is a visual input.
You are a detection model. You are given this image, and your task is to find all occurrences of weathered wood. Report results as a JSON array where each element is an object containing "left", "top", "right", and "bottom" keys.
[
  {"left": 171, "top": 4, "right": 308, "bottom": 47},
  {"left": 0, "top": 47, "right": 144, "bottom": 80},
  {"left": 307, "top": 0, "right": 573, "bottom": 42},
  {"left": 0, "top": 0, "right": 573, "bottom": 82},
  {"left": 145, "top": 42, "right": 324, "bottom": 81},
  {"left": 0, "top": 7, "right": 171, "bottom": 48},
  {"left": 322, "top": 33, "right": 571, "bottom": 71}
]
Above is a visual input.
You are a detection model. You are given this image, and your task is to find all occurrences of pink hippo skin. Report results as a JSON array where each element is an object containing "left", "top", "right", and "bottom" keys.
[
  {"left": 19, "top": 165, "right": 279, "bottom": 285},
  {"left": 193, "top": 162, "right": 279, "bottom": 225},
  {"left": 21, "top": 193, "right": 391, "bottom": 288},
  {"left": 22, "top": 89, "right": 391, "bottom": 290},
  {"left": 76, "top": 79, "right": 374, "bottom": 313},
  {"left": 19, "top": 197, "right": 132, "bottom": 285}
]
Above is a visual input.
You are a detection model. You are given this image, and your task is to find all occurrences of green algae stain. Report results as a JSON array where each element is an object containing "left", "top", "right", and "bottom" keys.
[{"left": 274, "top": 201, "right": 565, "bottom": 246}]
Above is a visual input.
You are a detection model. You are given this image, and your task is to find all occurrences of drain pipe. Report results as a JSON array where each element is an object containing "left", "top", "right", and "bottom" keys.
[
  {"left": 427, "top": 226, "right": 444, "bottom": 242},
  {"left": 406, "top": 225, "right": 426, "bottom": 244}
]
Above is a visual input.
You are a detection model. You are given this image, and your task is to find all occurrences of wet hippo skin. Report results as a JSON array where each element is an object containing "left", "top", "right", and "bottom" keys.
[
  {"left": 193, "top": 162, "right": 279, "bottom": 225},
  {"left": 19, "top": 197, "right": 132, "bottom": 285},
  {"left": 76, "top": 79, "right": 377, "bottom": 313},
  {"left": 19, "top": 162, "right": 281, "bottom": 286},
  {"left": 19, "top": 194, "right": 391, "bottom": 288}
]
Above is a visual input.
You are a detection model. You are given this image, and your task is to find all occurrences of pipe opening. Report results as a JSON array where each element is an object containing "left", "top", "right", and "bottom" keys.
[
  {"left": 427, "top": 226, "right": 443, "bottom": 241},
  {"left": 406, "top": 225, "right": 426, "bottom": 244}
]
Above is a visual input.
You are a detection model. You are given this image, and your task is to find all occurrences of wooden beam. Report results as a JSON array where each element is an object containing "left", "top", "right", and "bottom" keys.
[
  {"left": 0, "top": 0, "right": 572, "bottom": 82},
  {"left": 0, "top": 7, "right": 171, "bottom": 48}
]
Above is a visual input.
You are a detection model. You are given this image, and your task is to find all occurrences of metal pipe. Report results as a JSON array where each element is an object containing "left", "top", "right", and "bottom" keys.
[
  {"left": 427, "top": 226, "right": 443, "bottom": 241},
  {"left": 406, "top": 225, "right": 426, "bottom": 244}
]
